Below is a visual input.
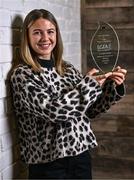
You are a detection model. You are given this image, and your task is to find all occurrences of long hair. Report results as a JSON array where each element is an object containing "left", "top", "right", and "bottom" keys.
[{"left": 21, "top": 9, "right": 66, "bottom": 75}]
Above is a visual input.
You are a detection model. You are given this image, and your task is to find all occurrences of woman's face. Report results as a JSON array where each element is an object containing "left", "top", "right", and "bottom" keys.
[{"left": 28, "top": 18, "right": 56, "bottom": 60}]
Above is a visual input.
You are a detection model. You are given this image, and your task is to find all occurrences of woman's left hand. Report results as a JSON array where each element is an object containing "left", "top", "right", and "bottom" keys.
[{"left": 110, "top": 66, "right": 127, "bottom": 86}]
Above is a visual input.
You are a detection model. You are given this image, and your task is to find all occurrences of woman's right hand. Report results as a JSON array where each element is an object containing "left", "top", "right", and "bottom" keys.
[{"left": 87, "top": 68, "right": 112, "bottom": 86}]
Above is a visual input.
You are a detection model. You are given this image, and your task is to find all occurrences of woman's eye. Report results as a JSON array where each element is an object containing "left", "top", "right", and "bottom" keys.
[
  {"left": 48, "top": 30, "right": 54, "bottom": 34},
  {"left": 33, "top": 31, "right": 41, "bottom": 35}
]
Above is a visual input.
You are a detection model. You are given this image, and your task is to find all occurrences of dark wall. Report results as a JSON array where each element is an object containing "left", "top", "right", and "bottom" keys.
[{"left": 81, "top": 0, "right": 134, "bottom": 178}]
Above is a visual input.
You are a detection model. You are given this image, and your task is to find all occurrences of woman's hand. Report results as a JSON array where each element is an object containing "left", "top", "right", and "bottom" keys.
[
  {"left": 87, "top": 68, "right": 112, "bottom": 86},
  {"left": 87, "top": 66, "right": 127, "bottom": 86},
  {"left": 110, "top": 66, "right": 127, "bottom": 86}
]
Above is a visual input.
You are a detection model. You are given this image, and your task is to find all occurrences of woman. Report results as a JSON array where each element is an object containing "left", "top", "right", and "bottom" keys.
[{"left": 10, "top": 9, "right": 127, "bottom": 179}]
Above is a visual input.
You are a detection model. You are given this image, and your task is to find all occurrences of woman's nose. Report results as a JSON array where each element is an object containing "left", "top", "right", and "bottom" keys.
[{"left": 41, "top": 32, "right": 49, "bottom": 40}]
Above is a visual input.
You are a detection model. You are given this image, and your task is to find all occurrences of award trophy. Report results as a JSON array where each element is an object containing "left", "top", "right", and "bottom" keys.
[{"left": 90, "top": 22, "right": 120, "bottom": 73}]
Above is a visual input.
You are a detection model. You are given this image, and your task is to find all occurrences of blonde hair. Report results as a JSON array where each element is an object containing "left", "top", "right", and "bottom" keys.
[{"left": 21, "top": 9, "right": 66, "bottom": 75}]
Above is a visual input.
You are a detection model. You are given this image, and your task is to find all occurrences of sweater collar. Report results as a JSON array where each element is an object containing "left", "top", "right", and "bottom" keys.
[{"left": 38, "top": 58, "right": 54, "bottom": 70}]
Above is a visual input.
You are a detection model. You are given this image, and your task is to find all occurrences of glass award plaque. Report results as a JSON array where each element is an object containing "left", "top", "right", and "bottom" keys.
[{"left": 90, "top": 22, "right": 120, "bottom": 73}]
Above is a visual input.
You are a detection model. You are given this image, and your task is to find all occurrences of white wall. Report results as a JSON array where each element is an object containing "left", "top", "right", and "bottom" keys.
[{"left": 0, "top": 0, "right": 81, "bottom": 179}]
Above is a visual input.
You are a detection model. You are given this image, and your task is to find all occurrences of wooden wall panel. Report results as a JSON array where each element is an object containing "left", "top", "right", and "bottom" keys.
[
  {"left": 84, "top": 7, "right": 134, "bottom": 23},
  {"left": 81, "top": 0, "right": 134, "bottom": 178},
  {"left": 85, "top": 0, "right": 134, "bottom": 8}
]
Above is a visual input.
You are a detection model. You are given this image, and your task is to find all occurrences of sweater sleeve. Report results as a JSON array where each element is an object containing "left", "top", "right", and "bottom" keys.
[
  {"left": 10, "top": 66, "right": 102, "bottom": 123},
  {"left": 85, "top": 79, "right": 126, "bottom": 119}
]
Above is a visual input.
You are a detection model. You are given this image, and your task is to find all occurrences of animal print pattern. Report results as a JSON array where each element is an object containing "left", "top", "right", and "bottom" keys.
[{"left": 10, "top": 62, "right": 125, "bottom": 164}]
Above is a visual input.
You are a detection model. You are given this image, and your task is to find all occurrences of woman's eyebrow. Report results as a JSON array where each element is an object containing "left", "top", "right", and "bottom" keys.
[
  {"left": 32, "top": 28, "right": 56, "bottom": 31},
  {"left": 47, "top": 28, "right": 56, "bottom": 31}
]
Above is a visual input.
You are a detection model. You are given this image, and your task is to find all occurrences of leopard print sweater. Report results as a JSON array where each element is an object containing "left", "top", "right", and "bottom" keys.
[{"left": 10, "top": 60, "right": 125, "bottom": 164}]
